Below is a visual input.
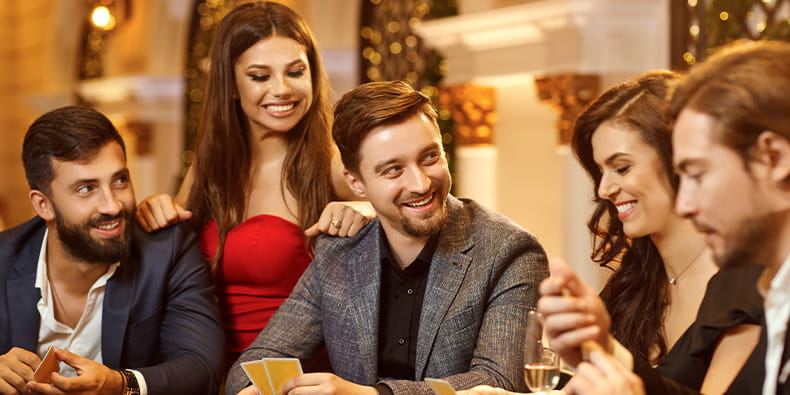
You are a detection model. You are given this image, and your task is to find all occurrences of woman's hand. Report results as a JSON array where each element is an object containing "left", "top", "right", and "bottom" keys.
[
  {"left": 136, "top": 193, "right": 192, "bottom": 233},
  {"left": 538, "top": 258, "right": 612, "bottom": 367},
  {"left": 564, "top": 343, "right": 644, "bottom": 395},
  {"left": 456, "top": 385, "right": 521, "bottom": 395},
  {"left": 304, "top": 201, "right": 375, "bottom": 237}
]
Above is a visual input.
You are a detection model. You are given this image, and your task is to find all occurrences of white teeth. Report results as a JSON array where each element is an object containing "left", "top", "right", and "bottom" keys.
[
  {"left": 96, "top": 221, "right": 120, "bottom": 230},
  {"left": 267, "top": 103, "right": 294, "bottom": 112},
  {"left": 405, "top": 195, "right": 432, "bottom": 207},
  {"left": 616, "top": 202, "right": 637, "bottom": 213}
]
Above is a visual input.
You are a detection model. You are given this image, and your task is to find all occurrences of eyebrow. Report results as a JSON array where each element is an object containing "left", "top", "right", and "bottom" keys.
[
  {"left": 246, "top": 59, "right": 306, "bottom": 71},
  {"left": 68, "top": 168, "right": 130, "bottom": 189},
  {"left": 602, "top": 152, "right": 630, "bottom": 166},
  {"left": 674, "top": 159, "right": 697, "bottom": 174},
  {"left": 372, "top": 142, "right": 441, "bottom": 174}
]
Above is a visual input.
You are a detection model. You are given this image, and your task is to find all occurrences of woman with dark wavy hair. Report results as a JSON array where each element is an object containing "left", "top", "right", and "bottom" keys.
[
  {"left": 135, "top": 1, "right": 371, "bottom": 369},
  {"left": 462, "top": 71, "right": 764, "bottom": 395},
  {"left": 552, "top": 71, "right": 761, "bottom": 394}
]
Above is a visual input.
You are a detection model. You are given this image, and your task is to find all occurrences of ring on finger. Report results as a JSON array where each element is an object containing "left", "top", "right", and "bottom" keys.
[{"left": 331, "top": 219, "right": 342, "bottom": 228}]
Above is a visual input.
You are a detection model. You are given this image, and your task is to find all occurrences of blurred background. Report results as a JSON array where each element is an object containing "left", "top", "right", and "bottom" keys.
[{"left": 1, "top": 0, "right": 788, "bottom": 288}]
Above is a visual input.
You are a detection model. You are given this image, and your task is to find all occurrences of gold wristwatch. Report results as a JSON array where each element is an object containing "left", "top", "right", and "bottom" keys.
[{"left": 119, "top": 369, "right": 141, "bottom": 395}]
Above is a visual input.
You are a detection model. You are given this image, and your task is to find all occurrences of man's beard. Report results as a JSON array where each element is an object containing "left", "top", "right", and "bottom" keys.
[
  {"left": 713, "top": 215, "right": 767, "bottom": 269},
  {"left": 54, "top": 205, "right": 135, "bottom": 264},
  {"left": 400, "top": 199, "right": 448, "bottom": 238}
]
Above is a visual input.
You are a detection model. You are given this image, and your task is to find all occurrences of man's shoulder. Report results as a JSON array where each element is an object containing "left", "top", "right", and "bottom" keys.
[
  {"left": 314, "top": 220, "right": 379, "bottom": 261},
  {"left": 130, "top": 222, "right": 202, "bottom": 268},
  {"left": 452, "top": 196, "right": 536, "bottom": 239},
  {"left": 0, "top": 217, "right": 45, "bottom": 257}
]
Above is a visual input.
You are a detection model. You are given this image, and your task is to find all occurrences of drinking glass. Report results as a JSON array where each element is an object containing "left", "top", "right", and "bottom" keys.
[{"left": 524, "top": 310, "right": 560, "bottom": 394}]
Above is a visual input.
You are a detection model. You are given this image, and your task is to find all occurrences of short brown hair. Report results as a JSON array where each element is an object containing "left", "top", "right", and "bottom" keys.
[
  {"left": 668, "top": 40, "right": 790, "bottom": 161},
  {"left": 332, "top": 81, "right": 438, "bottom": 175}
]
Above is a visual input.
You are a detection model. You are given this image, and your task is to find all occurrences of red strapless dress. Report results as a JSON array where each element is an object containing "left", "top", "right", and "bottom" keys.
[{"left": 200, "top": 215, "right": 311, "bottom": 366}]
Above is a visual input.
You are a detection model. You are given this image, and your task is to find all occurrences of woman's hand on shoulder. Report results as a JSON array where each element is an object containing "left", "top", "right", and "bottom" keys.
[
  {"left": 136, "top": 193, "right": 192, "bottom": 233},
  {"left": 304, "top": 201, "right": 375, "bottom": 238}
]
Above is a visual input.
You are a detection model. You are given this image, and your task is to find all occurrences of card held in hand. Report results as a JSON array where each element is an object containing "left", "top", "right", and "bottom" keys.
[
  {"left": 426, "top": 378, "right": 457, "bottom": 395},
  {"left": 34, "top": 345, "right": 59, "bottom": 383},
  {"left": 263, "top": 358, "right": 303, "bottom": 394},
  {"left": 241, "top": 360, "right": 275, "bottom": 395}
]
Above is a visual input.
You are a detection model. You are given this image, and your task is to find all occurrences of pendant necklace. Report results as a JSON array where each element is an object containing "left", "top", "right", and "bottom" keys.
[{"left": 668, "top": 246, "right": 706, "bottom": 285}]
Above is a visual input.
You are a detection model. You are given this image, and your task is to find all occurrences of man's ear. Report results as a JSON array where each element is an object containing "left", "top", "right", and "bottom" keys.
[
  {"left": 754, "top": 131, "right": 790, "bottom": 184},
  {"left": 343, "top": 170, "right": 367, "bottom": 198},
  {"left": 29, "top": 190, "right": 55, "bottom": 221}
]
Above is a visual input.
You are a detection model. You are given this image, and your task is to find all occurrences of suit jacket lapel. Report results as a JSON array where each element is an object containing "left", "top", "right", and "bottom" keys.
[
  {"left": 8, "top": 240, "right": 42, "bottom": 351},
  {"left": 414, "top": 197, "right": 473, "bottom": 378},
  {"left": 347, "top": 224, "right": 383, "bottom": 382},
  {"left": 101, "top": 256, "right": 136, "bottom": 368}
]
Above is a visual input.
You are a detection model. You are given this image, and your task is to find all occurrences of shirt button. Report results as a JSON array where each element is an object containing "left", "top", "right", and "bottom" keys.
[
  {"left": 407, "top": 288, "right": 414, "bottom": 295},
  {"left": 398, "top": 338, "right": 406, "bottom": 345}
]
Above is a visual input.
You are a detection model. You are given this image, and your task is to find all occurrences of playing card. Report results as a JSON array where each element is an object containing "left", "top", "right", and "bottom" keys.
[
  {"left": 425, "top": 378, "right": 456, "bottom": 395},
  {"left": 33, "top": 346, "right": 59, "bottom": 383},
  {"left": 241, "top": 360, "right": 274, "bottom": 395},
  {"left": 263, "top": 358, "right": 303, "bottom": 394}
]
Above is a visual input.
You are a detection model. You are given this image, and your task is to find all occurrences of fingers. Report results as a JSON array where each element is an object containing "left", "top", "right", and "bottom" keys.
[
  {"left": 306, "top": 202, "right": 372, "bottom": 238},
  {"left": 0, "top": 347, "right": 39, "bottom": 394},
  {"left": 135, "top": 194, "right": 191, "bottom": 233},
  {"left": 566, "top": 344, "right": 645, "bottom": 395}
]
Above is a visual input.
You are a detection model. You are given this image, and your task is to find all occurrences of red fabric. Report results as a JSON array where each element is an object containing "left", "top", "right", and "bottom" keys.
[{"left": 200, "top": 215, "right": 312, "bottom": 364}]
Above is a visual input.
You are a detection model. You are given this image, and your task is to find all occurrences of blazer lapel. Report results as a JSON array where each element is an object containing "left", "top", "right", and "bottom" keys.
[
  {"left": 414, "top": 197, "right": 473, "bottom": 378},
  {"left": 7, "top": 224, "right": 46, "bottom": 351},
  {"left": 101, "top": 256, "right": 136, "bottom": 368},
  {"left": 346, "top": 225, "right": 383, "bottom": 382}
]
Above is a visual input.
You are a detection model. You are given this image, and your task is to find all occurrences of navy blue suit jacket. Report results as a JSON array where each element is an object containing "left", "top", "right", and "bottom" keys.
[{"left": 0, "top": 217, "right": 223, "bottom": 395}]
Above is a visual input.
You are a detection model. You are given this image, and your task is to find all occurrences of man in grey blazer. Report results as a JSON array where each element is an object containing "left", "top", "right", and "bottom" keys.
[{"left": 227, "top": 81, "right": 549, "bottom": 395}]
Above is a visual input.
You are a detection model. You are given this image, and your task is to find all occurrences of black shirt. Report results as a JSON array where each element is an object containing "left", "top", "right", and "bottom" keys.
[{"left": 377, "top": 231, "right": 439, "bottom": 380}]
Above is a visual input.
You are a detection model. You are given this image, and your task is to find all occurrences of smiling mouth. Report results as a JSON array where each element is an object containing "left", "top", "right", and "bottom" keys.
[
  {"left": 403, "top": 193, "right": 434, "bottom": 208},
  {"left": 266, "top": 103, "right": 295, "bottom": 113},
  {"left": 615, "top": 201, "right": 637, "bottom": 214},
  {"left": 94, "top": 219, "right": 121, "bottom": 231}
]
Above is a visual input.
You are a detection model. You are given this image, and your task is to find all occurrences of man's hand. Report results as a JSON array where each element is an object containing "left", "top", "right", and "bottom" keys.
[
  {"left": 136, "top": 193, "right": 192, "bottom": 233},
  {"left": 0, "top": 347, "right": 40, "bottom": 394},
  {"left": 26, "top": 348, "right": 123, "bottom": 395},
  {"left": 304, "top": 201, "right": 374, "bottom": 238},
  {"left": 280, "top": 373, "right": 377, "bottom": 395},
  {"left": 538, "top": 258, "right": 612, "bottom": 367},
  {"left": 564, "top": 343, "right": 645, "bottom": 395}
]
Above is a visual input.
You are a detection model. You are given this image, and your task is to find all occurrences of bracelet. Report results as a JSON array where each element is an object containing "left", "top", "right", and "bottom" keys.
[
  {"left": 118, "top": 369, "right": 140, "bottom": 395},
  {"left": 116, "top": 369, "right": 126, "bottom": 395}
]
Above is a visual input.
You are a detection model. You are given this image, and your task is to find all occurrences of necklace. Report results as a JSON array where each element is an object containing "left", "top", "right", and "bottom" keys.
[{"left": 668, "top": 246, "right": 706, "bottom": 285}]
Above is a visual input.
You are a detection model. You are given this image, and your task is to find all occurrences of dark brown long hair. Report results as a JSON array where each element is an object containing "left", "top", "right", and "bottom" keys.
[
  {"left": 571, "top": 71, "right": 681, "bottom": 364},
  {"left": 188, "top": 1, "right": 334, "bottom": 266}
]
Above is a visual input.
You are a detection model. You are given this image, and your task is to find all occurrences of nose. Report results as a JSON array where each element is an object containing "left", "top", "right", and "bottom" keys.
[
  {"left": 674, "top": 182, "right": 697, "bottom": 218},
  {"left": 596, "top": 173, "right": 619, "bottom": 201},
  {"left": 271, "top": 74, "right": 293, "bottom": 98},
  {"left": 98, "top": 187, "right": 123, "bottom": 216},
  {"left": 405, "top": 166, "right": 431, "bottom": 194}
]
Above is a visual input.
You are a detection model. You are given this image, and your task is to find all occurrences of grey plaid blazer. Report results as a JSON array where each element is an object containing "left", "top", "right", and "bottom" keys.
[{"left": 226, "top": 196, "right": 549, "bottom": 394}]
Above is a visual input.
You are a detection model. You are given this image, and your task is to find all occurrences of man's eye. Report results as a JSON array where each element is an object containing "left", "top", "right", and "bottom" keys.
[
  {"left": 383, "top": 166, "right": 402, "bottom": 176},
  {"left": 77, "top": 185, "right": 92, "bottom": 194}
]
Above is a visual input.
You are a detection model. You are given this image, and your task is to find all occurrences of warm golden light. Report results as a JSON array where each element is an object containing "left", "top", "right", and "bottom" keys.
[
  {"left": 719, "top": 11, "right": 729, "bottom": 21},
  {"left": 91, "top": 6, "right": 116, "bottom": 30},
  {"left": 687, "top": 0, "right": 697, "bottom": 7},
  {"left": 689, "top": 25, "right": 700, "bottom": 36}
]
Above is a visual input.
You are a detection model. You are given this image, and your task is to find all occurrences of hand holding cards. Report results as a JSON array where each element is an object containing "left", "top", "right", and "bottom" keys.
[
  {"left": 241, "top": 358, "right": 303, "bottom": 395},
  {"left": 34, "top": 345, "right": 59, "bottom": 383}
]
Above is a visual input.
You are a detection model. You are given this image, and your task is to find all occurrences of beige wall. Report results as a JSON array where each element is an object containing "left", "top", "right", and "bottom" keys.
[{"left": 483, "top": 75, "right": 564, "bottom": 258}]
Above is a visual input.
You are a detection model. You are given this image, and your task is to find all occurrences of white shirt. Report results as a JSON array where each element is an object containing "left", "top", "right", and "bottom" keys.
[
  {"left": 762, "top": 254, "right": 790, "bottom": 395},
  {"left": 35, "top": 229, "right": 148, "bottom": 394}
]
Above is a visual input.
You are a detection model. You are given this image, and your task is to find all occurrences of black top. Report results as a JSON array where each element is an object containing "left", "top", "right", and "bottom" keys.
[
  {"left": 631, "top": 263, "right": 765, "bottom": 395},
  {"left": 377, "top": 231, "right": 439, "bottom": 380},
  {"left": 656, "top": 263, "right": 764, "bottom": 391}
]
